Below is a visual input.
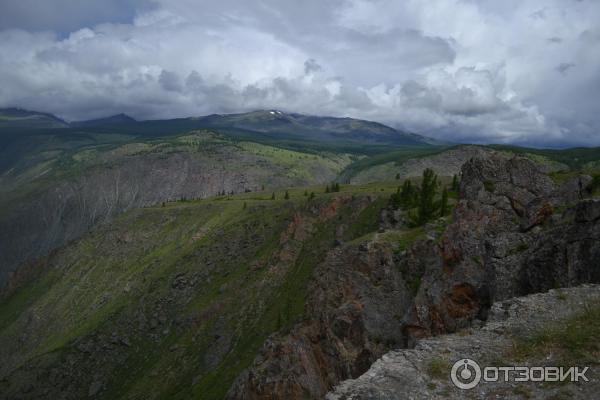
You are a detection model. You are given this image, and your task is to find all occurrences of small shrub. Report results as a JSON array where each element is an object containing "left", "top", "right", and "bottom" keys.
[{"left": 426, "top": 358, "right": 451, "bottom": 380}]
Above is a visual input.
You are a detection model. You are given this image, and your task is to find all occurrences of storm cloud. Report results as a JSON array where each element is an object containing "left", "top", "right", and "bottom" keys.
[{"left": 0, "top": 0, "right": 599, "bottom": 146}]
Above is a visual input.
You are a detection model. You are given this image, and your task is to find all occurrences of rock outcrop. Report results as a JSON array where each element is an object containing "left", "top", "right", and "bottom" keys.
[
  {"left": 327, "top": 284, "right": 600, "bottom": 400},
  {"left": 228, "top": 153, "right": 600, "bottom": 399},
  {"left": 226, "top": 239, "right": 412, "bottom": 400},
  {"left": 404, "top": 154, "right": 600, "bottom": 341}
]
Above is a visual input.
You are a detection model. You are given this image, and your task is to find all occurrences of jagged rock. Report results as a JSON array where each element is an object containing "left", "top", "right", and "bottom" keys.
[
  {"left": 226, "top": 242, "right": 411, "bottom": 400},
  {"left": 403, "top": 154, "right": 600, "bottom": 339},
  {"left": 327, "top": 285, "right": 600, "bottom": 400},
  {"left": 229, "top": 154, "right": 600, "bottom": 400},
  {"left": 575, "top": 199, "right": 600, "bottom": 222},
  {"left": 88, "top": 380, "right": 103, "bottom": 397}
]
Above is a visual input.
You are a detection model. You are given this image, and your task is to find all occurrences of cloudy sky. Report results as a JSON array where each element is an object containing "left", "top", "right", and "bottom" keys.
[{"left": 0, "top": 0, "right": 599, "bottom": 146}]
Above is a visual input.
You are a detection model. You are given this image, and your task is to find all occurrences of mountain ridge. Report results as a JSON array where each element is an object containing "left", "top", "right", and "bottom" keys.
[
  {"left": 0, "top": 107, "right": 437, "bottom": 147},
  {"left": 71, "top": 113, "right": 137, "bottom": 127}
]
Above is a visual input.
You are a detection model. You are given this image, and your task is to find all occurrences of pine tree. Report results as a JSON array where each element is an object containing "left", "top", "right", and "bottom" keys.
[
  {"left": 395, "top": 173, "right": 400, "bottom": 180},
  {"left": 333, "top": 182, "right": 340, "bottom": 192},
  {"left": 271, "top": 192, "right": 276, "bottom": 200},
  {"left": 325, "top": 185, "right": 330, "bottom": 193},
  {"left": 309, "top": 192, "right": 315, "bottom": 200},
  {"left": 303, "top": 190, "right": 308, "bottom": 196},
  {"left": 440, "top": 186, "right": 448, "bottom": 217},
  {"left": 390, "top": 186, "right": 402, "bottom": 209},
  {"left": 416, "top": 168, "right": 438, "bottom": 225},
  {"left": 452, "top": 174, "right": 459, "bottom": 192},
  {"left": 243, "top": 201, "right": 247, "bottom": 210},
  {"left": 400, "top": 179, "right": 414, "bottom": 207},
  {"left": 284, "top": 190, "right": 290, "bottom": 200}
]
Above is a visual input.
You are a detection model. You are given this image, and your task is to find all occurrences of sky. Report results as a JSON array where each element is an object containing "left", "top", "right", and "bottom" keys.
[{"left": 0, "top": 0, "right": 599, "bottom": 147}]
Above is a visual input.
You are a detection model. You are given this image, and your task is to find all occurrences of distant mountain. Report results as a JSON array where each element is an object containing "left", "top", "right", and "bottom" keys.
[
  {"left": 0, "top": 108, "right": 438, "bottom": 148},
  {"left": 71, "top": 113, "right": 136, "bottom": 128},
  {"left": 193, "top": 110, "right": 435, "bottom": 146},
  {"left": 0, "top": 108, "right": 68, "bottom": 129}
]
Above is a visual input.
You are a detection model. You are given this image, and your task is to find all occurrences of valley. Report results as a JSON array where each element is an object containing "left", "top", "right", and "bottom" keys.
[{"left": 1, "top": 109, "right": 600, "bottom": 399}]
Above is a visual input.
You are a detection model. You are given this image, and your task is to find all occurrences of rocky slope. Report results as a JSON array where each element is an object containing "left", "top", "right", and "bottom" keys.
[
  {"left": 226, "top": 152, "right": 600, "bottom": 399},
  {"left": 0, "top": 186, "right": 395, "bottom": 400},
  {"left": 0, "top": 131, "right": 351, "bottom": 288},
  {"left": 328, "top": 284, "right": 600, "bottom": 399},
  {"left": 348, "top": 145, "right": 569, "bottom": 184}
]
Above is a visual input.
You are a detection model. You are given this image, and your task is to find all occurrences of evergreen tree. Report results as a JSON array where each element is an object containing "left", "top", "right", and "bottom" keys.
[
  {"left": 284, "top": 190, "right": 290, "bottom": 200},
  {"left": 325, "top": 185, "right": 330, "bottom": 193},
  {"left": 333, "top": 182, "right": 341, "bottom": 192},
  {"left": 416, "top": 168, "right": 438, "bottom": 225},
  {"left": 452, "top": 174, "right": 460, "bottom": 192},
  {"left": 243, "top": 201, "right": 247, "bottom": 210},
  {"left": 400, "top": 180, "right": 415, "bottom": 207},
  {"left": 440, "top": 186, "right": 448, "bottom": 217},
  {"left": 395, "top": 173, "right": 400, "bottom": 180},
  {"left": 389, "top": 186, "right": 403, "bottom": 209},
  {"left": 309, "top": 192, "right": 315, "bottom": 200},
  {"left": 271, "top": 192, "right": 276, "bottom": 200},
  {"left": 303, "top": 190, "right": 308, "bottom": 196}
]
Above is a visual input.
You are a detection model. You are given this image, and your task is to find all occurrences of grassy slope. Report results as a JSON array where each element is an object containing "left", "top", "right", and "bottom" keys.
[
  {"left": 0, "top": 131, "right": 353, "bottom": 218},
  {"left": 0, "top": 183, "right": 400, "bottom": 399},
  {"left": 489, "top": 145, "right": 600, "bottom": 170},
  {"left": 336, "top": 146, "right": 449, "bottom": 183}
]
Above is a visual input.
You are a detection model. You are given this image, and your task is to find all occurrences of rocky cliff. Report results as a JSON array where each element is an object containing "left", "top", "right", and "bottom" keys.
[
  {"left": 227, "top": 153, "right": 600, "bottom": 399},
  {"left": 328, "top": 284, "right": 600, "bottom": 399}
]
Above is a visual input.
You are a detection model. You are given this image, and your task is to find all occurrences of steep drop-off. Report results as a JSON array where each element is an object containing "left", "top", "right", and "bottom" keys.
[{"left": 227, "top": 153, "right": 600, "bottom": 399}]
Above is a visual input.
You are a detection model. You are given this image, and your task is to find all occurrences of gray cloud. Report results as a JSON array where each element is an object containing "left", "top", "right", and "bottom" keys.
[
  {"left": 0, "top": 0, "right": 152, "bottom": 34},
  {"left": 304, "top": 59, "right": 322, "bottom": 75},
  {"left": 556, "top": 63, "right": 576, "bottom": 76},
  {"left": 0, "top": 0, "right": 599, "bottom": 146}
]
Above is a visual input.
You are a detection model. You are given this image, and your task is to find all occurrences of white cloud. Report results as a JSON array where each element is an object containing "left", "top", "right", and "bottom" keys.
[{"left": 0, "top": 0, "right": 598, "bottom": 146}]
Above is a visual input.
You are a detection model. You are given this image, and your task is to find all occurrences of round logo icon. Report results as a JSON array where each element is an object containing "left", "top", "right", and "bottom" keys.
[{"left": 451, "top": 358, "right": 482, "bottom": 389}]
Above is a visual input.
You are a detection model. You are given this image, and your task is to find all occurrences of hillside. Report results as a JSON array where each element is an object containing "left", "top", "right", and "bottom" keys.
[
  {"left": 0, "top": 109, "right": 442, "bottom": 290},
  {"left": 0, "top": 184, "right": 398, "bottom": 399},
  {"left": 1, "top": 152, "right": 599, "bottom": 399},
  {"left": 0, "top": 131, "right": 353, "bottom": 287}
]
